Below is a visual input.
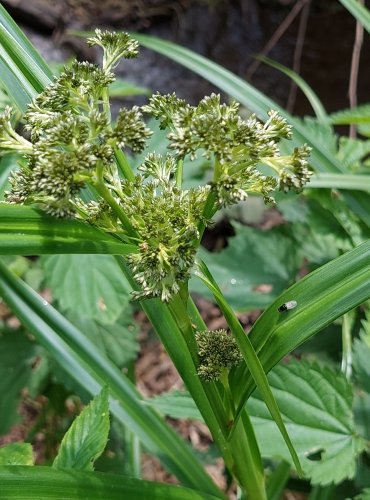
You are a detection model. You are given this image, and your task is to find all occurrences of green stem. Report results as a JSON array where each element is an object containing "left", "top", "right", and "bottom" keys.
[
  {"left": 114, "top": 147, "right": 136, "bottom": 182},
  {"left": 198, "top": 190, "right": 217, "bottom": 240},
  {"left": 168, "top": 292, "right": 199, "bottom": 363},
  {"left": 175, "top": 158, "right": 184, "bottom": 188},
  {"left": 230, "top": 409, "right": 266, "bottom": 500},
  {"left": 114, "top": 258, "right": 235, "bottom": 479},
  {"left": 124, "top": 362, "right": 141, "bottom": 479},
  {"left": 266, "top": 461, "right": 290, "bottom": 500},
  {"left": 101, "top": 86, "right": 135, "bottom": 182},
  {"left": 341, "top": 313, "right": 352, "bottom": 380},
  {"left": 93, "top": 164, "right": 136, "bottom": 237}
]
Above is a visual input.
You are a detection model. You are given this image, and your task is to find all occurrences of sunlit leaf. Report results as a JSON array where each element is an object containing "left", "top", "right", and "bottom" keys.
[
  {"left": 53, "top": 388, "right": 110, "bottom": 471},
  {"left": 41, "top": 255, "right": 132, "bottom": 325},
  {"left": 0, "top": 443, "right": 34, "bottom": 466}
]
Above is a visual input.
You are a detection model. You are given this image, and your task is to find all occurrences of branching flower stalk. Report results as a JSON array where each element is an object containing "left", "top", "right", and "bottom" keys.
[{"left": 1, "top": 29, "right": 313, "bottom": 498}]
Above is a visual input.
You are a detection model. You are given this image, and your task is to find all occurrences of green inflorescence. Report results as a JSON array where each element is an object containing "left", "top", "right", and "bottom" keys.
[
  {"left": 0, "top": 29, "right": 312, "bottom": 302},
  {"left": 196, "top": 329, "right": 242, "bottom": 382}
]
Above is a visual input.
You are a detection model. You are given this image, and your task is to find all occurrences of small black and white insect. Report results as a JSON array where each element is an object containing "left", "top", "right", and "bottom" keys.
[{"left": 278, "top": 300, "right": 297, "bottom": 313}]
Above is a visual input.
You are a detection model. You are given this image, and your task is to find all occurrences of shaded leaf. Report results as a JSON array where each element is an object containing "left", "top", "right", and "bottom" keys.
[
  {"left": 0, "top": 443, "right": 33, "bottom": 465},
  {"left": 247, "top": 361, "right": 366, "bottom": 485},
  {"left": 191, "top": 223, "right": 301, "bottom": 311},
  {"left": 0, "top": 328, "right": 43, "bottom": 433},
  {"left": 0, "top": 466, "right": 222, "bottom": 499},
  {"left": 67, "top": 311, "right": 139, "bottom": 368},
  {"left": 53, "top": 387, "right": 110, "bottom": 471},
  {"left": 0, "top": 205, "right": 137, "bottom": 256},
  {"left": 148, "top": 361, "right": 366, "bottom": 485},
  {"left": 41, "top": 255, "right": 132, "bottom": 325},
  {"left": 145, "top": 390, "right": 202, "bottom": 421},
  {"left": 330, "top": 104, "right": 370, "bottom": 125}
]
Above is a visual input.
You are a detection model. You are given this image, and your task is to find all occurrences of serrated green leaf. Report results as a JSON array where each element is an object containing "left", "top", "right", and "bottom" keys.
[
  {"left": 67, "top": 311, "right": 139, "bottom": 368},
  {"left": 0, "top": 444, "right": 34, "bottom": 466},
  {"left": 231, "top": 238, "right": 370, "bottom": 415},
  {"left": 246, "top": 361, "right": 366, "bottom": 485},
  {"left": 41, "top": 255, "right": 132, "bottom": 325},
  {"left": 330, "top": 104, "right": 370, "bottom": 125},
  {"left": 190, "top": 223, "right": 301, "bottom": 311},
  {"left": 355, "top": 489, "right": 370, "bottom": 500},
  {"left": 0, "top": 328, "right": 42, "bottom": 434},
  {"left": 0, "top": 466, "right": 222, "bottom": 499},
  {"left": 147, "top": 360, "right": 367, "bottom": 485},
  {"left": 53, "top": 387, "right": 110, "bottom": 471},
  {"left": 337, "top": 137, "right": 370, "bottom": 169},
  {"left": 145, "top": 391, "right": 203, "bottom": 421},
  {"left": 353, "top": 334, "right": 370, "bottom": 390}
]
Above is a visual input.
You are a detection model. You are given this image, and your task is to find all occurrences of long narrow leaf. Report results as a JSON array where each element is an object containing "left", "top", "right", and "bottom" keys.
[
  {"left": 0, "top": 205, "right": 137, "bottom": 255},
  {"left": 257, "top": 56, "right": 328, "bottom": 123},
  {"left": 339, "top": 0, "right": 370, "bottom": 34},
  {"left": 0, "top": 262, "right": 222, "bottom": 497},
  {"left": 231, "top": 239, "right": 370, "bottom": 416},
  {"left": 0, "top": 58, "right": 33, "bottom": 112},
  {"left": 0, "top": 5, "right": 52, "bottom": 96},
  {"left": 0, "top": 466, "right": 220, "bottom": 499},
  {"left": 195, "top": 259, "right": 302, "bottom": 475},
  {"left": 308, "top": 173, "right": 370, "bottom": 191}
]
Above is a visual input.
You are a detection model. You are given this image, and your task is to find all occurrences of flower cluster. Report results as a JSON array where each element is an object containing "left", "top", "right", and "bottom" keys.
[
  {"left": 196, "top": 329, "right": 242, "bottom": 381},
  {"left": 144, "top": 93, "right": 312, "bottom": 206},
  {"left": 121, "top": 155, "right": 210, "bottom": 301},
  {"left": 4, "top": 34, "right": 151, "bottom": 217},
  {"left": 0, "top": 30, "right": 312, "bottom": 303}
]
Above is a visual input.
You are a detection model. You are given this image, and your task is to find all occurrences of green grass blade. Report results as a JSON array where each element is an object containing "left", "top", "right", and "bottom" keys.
[
  {"left": 195, "top": 259, "right": 303, "bottom": 476},
  {"left": 0, "top": 466, "right": 221, "bottom": 499},
  {"left": 231, "top": 239, "right": 370, "bottom": 414},
  {"left": 308, "top": 173, "right": 370, "bottom": 190},
  {"left": 257, "top": 56, "right": 328, "bottom": 123},
  {"left": 0, "top": 57, "right": 34, "bottom": 111},
  {"left": 0, "top": 205, "right": 136, "bottom": 255},
  {"left": 339, "top": 0, "right": 370, "bottom": 34},
  {"left": 0, "top": 262, "right": 222, "bottom": 497},
  {"left": 0, "top": 5, "right": 52, "bottom": 98}
]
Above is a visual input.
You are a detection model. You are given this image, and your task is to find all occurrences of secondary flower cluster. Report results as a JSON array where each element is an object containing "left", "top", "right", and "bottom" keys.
[
  {"left": 143, "top": 93, "right": 312, "bottom": 206},
  {"left": 0, "top": 29, "right": 312, "bottom": 302},
  {"left": 196, "top": 329, "right": 242, "bottom": 381}
]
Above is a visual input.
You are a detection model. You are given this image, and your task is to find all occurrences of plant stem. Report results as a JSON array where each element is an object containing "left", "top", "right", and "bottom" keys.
[
  {"left": 230, "top": 410, "right": 266, "bottom": 500},
  {"left": 101, "top": 86, "right": 135, "bottom": 182},
  {"left": 175, "top": 158, "right": 184, "bottom": 188},
  {"left": 266, "top": 461, "right": 291, "bottom": 500},
  {"left": 341, "top": 313, "right": 352, "bottom": 380},
  {"left": 93, "top": 163, "right": 136, "bottom": 237},
  {"left": 114, "top": 147, "right": 136, "bottom": 182}
]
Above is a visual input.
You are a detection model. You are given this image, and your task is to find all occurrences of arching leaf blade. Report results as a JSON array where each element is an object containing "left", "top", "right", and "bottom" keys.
[
  {"left": 0, "top": 205, "right": 136, "bottom": 255},
  {"left": 0, "top": 466, "right": 221, "bottom": 499},
  {"left": 230, "top": 239, "right": 370, "bottom": 416}
]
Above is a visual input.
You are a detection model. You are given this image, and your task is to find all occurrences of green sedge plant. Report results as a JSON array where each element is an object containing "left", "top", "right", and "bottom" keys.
[{"left": 1, "top": 4, "right": 370, "bottom": 499}]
